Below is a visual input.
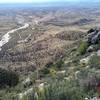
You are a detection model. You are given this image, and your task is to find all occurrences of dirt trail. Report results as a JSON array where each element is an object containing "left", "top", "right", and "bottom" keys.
[{"left": 0, "top": 23, "right": 29, "bottom": 51}]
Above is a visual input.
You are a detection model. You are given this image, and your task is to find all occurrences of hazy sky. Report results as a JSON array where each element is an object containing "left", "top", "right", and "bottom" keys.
[{"left": 0, "top": 0, "right": 99, "bottom": 3}]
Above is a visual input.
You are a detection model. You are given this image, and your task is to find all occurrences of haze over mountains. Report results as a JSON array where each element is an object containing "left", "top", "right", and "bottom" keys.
[
  {"left": 0, "top": 3, "right": 99, "bottom": 8},
  {"left": 0, "top": 0, "right": 100, "bottom": 8}
]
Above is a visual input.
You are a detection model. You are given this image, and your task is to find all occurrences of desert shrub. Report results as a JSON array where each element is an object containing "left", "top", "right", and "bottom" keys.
[
  {"left": 18, "top": 80, "right": 87, "bottom": 100},
  {"left": 42, "top": 59, "right": 64, "bottom": 76},
  {"left": 37, "top": 80, "right": 86, "bottom": 100},
  {"left": 44, "top": 59, "right": 64, "bottom": 72},
  {"left": 40, "top": 67, "right": 50, "bottom": 75},
  {"left": 93, "top": 42, "right": 100, "bottom": 51},
  {"left": 78, "top": 41, "right": 88, "bottom": 55},
  {"left": 78, "top": 68, "right": 100, "bottom": 95},
  {"left": 0, "top": 88, "right": 18, "bottom": 100},
  {"left": 50, "top": 68, "right": 57, "bottom": 78},
  {"left": 45, "top": 62, "right": 53, "bottom": 68},
  {"left": 0, "top": 68, "right": 19, "bottom": 87},
  {"left": 89, "top": 55, "right": 100, "bottom": 69},
  {"left": 30, "top": 71, "right": 38, "bottom": 83},
  {"left": 54, "top": 59, "right": 64, "bottom": 69},
  {"left": 21, "top": 93, "right": 35, "bottom": 100}
]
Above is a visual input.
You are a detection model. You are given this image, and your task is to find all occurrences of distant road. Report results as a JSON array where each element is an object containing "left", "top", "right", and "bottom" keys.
[{"left": 0, "top": 23, "right": 29, "bottom": 51}]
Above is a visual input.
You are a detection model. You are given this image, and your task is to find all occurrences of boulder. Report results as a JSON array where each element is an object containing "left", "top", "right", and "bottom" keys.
[
  {"left": 22, "top": 77, "right": 33, "bottom": 88},
  {"left": 85, "top": 97, "right": 99, "bottom": 100},
  {"left": 97, "top": 50, "right": 100, "bottom": 56},
  {"left": 87, "top": 46, "right": 94, "bottom": 52},
  {"left": 80, "top": 57, "right": 90, "bottom": 67},
  {"left": 87, "top": 33, "right": 95, "bottom": 43},
  {"left": 18, "top": 88, "right": 33, "bottom": 99},
  {"left": 87, "top": 31, "right": 97, "bottom": 44},
  {"left": 38, "top": 82, "right": 48, "bottom": 92},
  {"left": 57, "top": 70, "right": 66, "bottom": 74},
  {"left": 80, "top": 53, "right": 96, "bottom": 67},
  {"left": 91, "top": 32, "right": 100, "bottom": 44},
  {"left": 75, "top": 71, "right": 80, "bottom": 79},
  {"left": 87, "top": 28, "right": 96, "bottom": 33},
  {"left": 87, "top": 29, "right": 100, "bottom": 44}
]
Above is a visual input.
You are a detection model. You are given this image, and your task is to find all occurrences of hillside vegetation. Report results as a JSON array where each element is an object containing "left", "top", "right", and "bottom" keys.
[{"left": 0, "top": 7, "right": 100, "bottom": 100}]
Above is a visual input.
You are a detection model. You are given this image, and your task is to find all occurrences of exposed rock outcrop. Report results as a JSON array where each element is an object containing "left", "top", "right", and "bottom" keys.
[{"left": 87, "top": 28, "right": 100, "bottom": 44}]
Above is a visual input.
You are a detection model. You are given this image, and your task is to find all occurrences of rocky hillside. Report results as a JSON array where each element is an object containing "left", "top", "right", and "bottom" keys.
[
  {"left": 0, "top": 27, "right": 100, "bottom": 100},
  {"left": 0, "top": 24, "right": 87, "bottom": 74},
  {"left": 0, "top": 6, "right": 100, "bottom": 100}
]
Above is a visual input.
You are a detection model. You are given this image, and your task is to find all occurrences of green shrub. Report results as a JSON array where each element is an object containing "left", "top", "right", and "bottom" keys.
[
  {"left": 78, "top": 41, "right": 88, "bottom": 55},
  {"left": 89, "top": 55, "right": 100, "bottom": 69},
  {"left": 54, "top": 59, "right": 64, "bottom": 69},
  {"left": 17, "top": 80, "right": 87, "bottom": 100},
  {"left": 41, "top": 67, "right": 50, "bottom": 75},
  {"left": 37, "top": 80, "right": 86, "bottom": 100},
  {"left": 0, "top": 68, "right": 19, "bottom": 87},
  {"left": 21, "top": 94, "right": 35, "bottom": 100},
  {"left": 40, "top": 59, "right": 64, "bottom": 77},
  {"left": 93, "top": 42, "right": 100, "bottom": 51},
  {"left": 50, "top": 68, "right": 57, "bottom": 78}
]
